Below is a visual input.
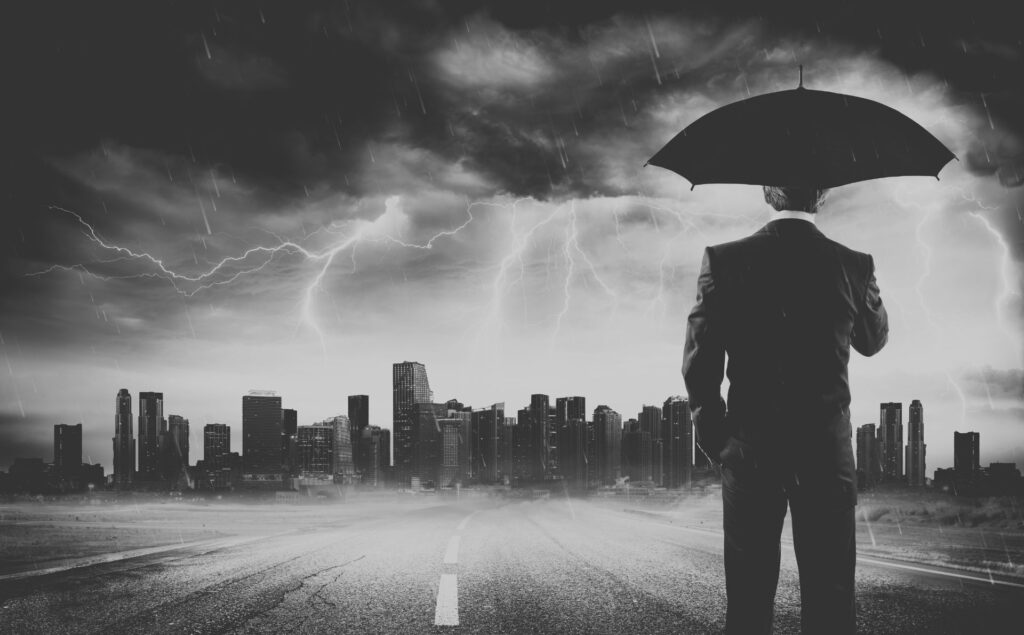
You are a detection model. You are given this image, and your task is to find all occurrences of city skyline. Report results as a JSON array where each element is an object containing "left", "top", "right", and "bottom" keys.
[{"left": 6, "top": 375, "right": 1002, "bottom": 485}]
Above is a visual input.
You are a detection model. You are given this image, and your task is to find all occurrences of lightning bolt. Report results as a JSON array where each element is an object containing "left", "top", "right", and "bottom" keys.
[
  {"left": 31, "top": 199, "right": 482, "bottom": 359},
  {"left": 893, "top": 184, "right": 1022, "bottom": 428},
  {"left": 968, "top": 209, "right": 1021, "bottom": 349}
]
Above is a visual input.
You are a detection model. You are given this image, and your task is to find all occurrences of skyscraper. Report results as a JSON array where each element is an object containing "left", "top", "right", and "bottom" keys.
[
  {"left": 473, "top": 403, "right": 504, "bottom": 484},
  {"left": 879, "top": 402, "right": 903, "bottom": 482},
  {"left": 113, "top": 388, "right": 134, "bottom": 487},
  {"left": 54, "top": 423, "right": 83, "bottom": 483},
  {"left": 324, "top": 415, "right": 356, "bottom": 483},
  {"left": 162, "top": 415, "right": 190, "bottom": 483},
  {"left": 438, "top": 417, "right": 462, "bottom": 488},
  {"left": 622, "top": 424, "right": 653, "bottom": 483},
  {"left": 348, "top": 395, "right": 369, "bottom": 479},
  {"left": 393, "top": 362, "right": 433, "bottom": 487},
  {"left": 662, "top": 396, "right": 692, "bottom": 489},
  {"left": 554, "top": 397, "right": 585, "bottom": 480},
  {"left": 242, "top": 390, "right": 283, "bottom": 481},
  {"left": 954, "top": 431, "right": 980, "bottom": 482},
  {"left": 905, "top": 399, "right": 926, "bottom": 486},
  {"left": 361, "top": 426, "right": 391, "bottom": 487},
  {"left": 282, "top": 408, "right": 298, "bottom": 477},
  {"left": 204, "top": 423, "right": 231, "bottom": 467},
  {"left": 856, "top": 423, "right": 881, "bottom": 490},
  {"left": 199, "top": 423, "right": 233, "bottom": 490},
  {"left": 593, "top": 405, "right": 622, "bottom": 485},
  {"left": 295, "top": 422, "right": 334, "bottom": 476},
  {"left": 137, "top": 391, "right": 165, "bottom": 480},
  {"left": 639, "top": 405, "right": 663, "bottom": 486},
  {"left": 529, "top": 394, "right": 552, "bottom": 477}
]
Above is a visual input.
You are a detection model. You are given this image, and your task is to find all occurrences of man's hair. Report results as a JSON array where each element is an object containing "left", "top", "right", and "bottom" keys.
[{"left": 762, "top": 186, "right": 830, "bottom": 213}]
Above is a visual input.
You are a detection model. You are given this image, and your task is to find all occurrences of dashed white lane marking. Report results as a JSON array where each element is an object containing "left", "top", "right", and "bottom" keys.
[
  {"left": 456, "top": 511, "right": 476, "bottom": 532},
  {"left": 434, "top": 512, "right": 475, "bottom": 627},
  {"left": 434, "top": 573, "right": 459, "bottom": 626},
  {"left": 443, "top": 535, "right": 461, "bottom": 565}
]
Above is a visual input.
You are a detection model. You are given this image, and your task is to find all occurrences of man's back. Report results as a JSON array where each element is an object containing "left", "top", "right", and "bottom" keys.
[{"left": 683, "top": 217, "right": 888, "bottom": 484}]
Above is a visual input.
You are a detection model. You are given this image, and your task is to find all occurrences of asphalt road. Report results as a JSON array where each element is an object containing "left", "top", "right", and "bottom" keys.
[{"left": 1, "top": 497, "right": 1021, "bottom": 634}]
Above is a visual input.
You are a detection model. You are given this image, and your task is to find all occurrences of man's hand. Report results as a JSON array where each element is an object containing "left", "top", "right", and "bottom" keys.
[{"left": 683, "top": 247, "right": 729, "bottom": 459}]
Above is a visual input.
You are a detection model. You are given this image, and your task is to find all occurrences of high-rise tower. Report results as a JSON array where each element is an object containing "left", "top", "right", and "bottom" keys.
[
  {"left": 662, "top": 396, "right": 692, "bottom": 489},
  {"left": 856, "top": 423, "right": 881, "bottom": 490},
  {"left": 242, "top": 390, "right": 283, "bottom": 481},
  {"left": 905, "top": 400, "right": 926, "bottom": 486},
  {"left": 54, "top": 423, "right": 83, "bottom": 484},
  {"left": 954, "top": 431, "right": 980, "bottom": 483},
  {"left": 348, "top": 395, "right": 369, "bottom": 479},
  {"left": 112, "top": 388, "right": 134, "bottom": 487},
  {"left": 879, "top": 402, "right": 903, "bottom": 482},
  {"left": 137, "top": 392, "right": 165, "bottom": 480},
  {"left": 593, "top": 405, "right": 622, "bottom": 485},
  {"left": 392, "top": 362, "right": 432, "bottom": 487}
]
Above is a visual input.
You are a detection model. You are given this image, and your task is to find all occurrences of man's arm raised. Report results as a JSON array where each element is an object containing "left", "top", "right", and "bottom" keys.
[{"left": 852, "top": 254, "right": 889, "bottom": 357}]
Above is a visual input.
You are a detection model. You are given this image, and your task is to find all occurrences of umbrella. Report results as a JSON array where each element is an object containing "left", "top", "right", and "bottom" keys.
[{"left": 646, "top": 68, "right": 956, "bottom": 189}]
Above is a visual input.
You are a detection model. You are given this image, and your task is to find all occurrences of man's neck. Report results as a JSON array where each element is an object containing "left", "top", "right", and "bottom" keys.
[{"left": 769, "top": 210, "right": 817, "bottom": 224}]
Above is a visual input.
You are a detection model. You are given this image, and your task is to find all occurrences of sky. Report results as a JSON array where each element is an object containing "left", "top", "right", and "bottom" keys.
[{"left": 2, "top": 1, "right": 1022, "bottom": 475}]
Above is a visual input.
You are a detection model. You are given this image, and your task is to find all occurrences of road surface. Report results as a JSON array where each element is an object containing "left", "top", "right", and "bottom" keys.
[{"left": 1, "top": 498, "right": 1021, "bottom": 633}]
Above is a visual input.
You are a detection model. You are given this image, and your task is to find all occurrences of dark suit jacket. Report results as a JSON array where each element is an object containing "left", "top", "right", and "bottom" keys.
[{"left": 682, "top": 218, "right": 888, "bottom": 504}]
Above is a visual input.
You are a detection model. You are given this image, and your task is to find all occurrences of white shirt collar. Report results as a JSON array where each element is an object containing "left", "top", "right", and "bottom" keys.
[{"left": 769, "top": 210, "right": 817, "bottom": 224}]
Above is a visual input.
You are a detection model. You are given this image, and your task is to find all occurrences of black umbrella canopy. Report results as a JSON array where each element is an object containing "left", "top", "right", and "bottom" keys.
[{"left": 647, "top": 83, "right": 957, "bottom": 189}]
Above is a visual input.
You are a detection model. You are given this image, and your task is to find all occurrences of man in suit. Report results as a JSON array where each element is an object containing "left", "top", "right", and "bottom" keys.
[{"left": 682, "top": 185, "right": 888, "bottom": 634}]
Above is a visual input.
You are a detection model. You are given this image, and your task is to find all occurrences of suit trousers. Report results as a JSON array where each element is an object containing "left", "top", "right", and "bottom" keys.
[{"left": 721, "top": 463, "right": 856, "bottom": 634}]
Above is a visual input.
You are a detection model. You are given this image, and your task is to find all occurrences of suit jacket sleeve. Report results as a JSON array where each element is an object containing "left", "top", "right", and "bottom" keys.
[
  {"left": 682, "top": 247, "right": 729, "bottom": 463},
  {"left": 851, "top": 254, "right": 889, "bottom": 357}
]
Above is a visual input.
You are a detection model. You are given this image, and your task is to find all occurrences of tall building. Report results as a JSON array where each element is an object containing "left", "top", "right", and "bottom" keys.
[
  {"left": 639, "top": 405, "right": 663, "bottom": 486},
  {"left": 282, "top": 408, "right": 298, "bottom": 477},
  {"left": 528, "top": 394, "right": 552, "bottom": 477},
  {"left": 393, "top": 362, "right": 433, "bottom": 487},
  {"left": 359, "top": 426, "right": 390, "bottom": 487},
  {"left": 54, "top": 423, "right": 83, "bottom": 482},
  {"left": 473, "top": 403, "right": 504, "bottom": 484},
  {"left": 198, "top": 423, "right": 235, "bottom": 490},
  {"left": 162, "top": 415, "right": 190, "bottom": 484},
  {"left": 295, "top": 422, "right": 333, "bottom": 476},
  {"left": 242, "top": 390, "right": 283, "bottom": 481},
  {"left": 438, "top": 417, "right": 462, "bottom": 488},
  {"left": 348, "top": 395, "right": 369, "bottom": 478},
  {"left": 408, "top": 403, "right": 445, "bottom": 487},
  {"left": 204, "top": 423, "right": 231, "bottom": 467},
  {"left": 622, "top": 426, "right": 653, "bottom": 483},
  {"left": 879, "top": 402, "right": 903, "bottom": 483},
  {"left": 905, "top": 399, "right": 926, "bottom": 486},
  {"left": 662, "top": 396, "right": 692, "bottom": 489},
  {"left": 554, "top": 397, "right": 585, "bottom": 479},
  {"left": 557, "top": 415, "right": 589, "bottom": 486},
  {"left": 137, "top": 391, "right": 165, "bottom": 480},
  {"left": 592, "top": 405, "right": 622, "bottom": 485},
  {"left": 856, "top": 423, "right": 881, "bottom": 490},
  {"left": 323, "top": 415, "right": 356, "bottom": 483},
  {"left": 954, "top": 431, "right": 980, "bottom": 481},
  {"left": 113, "top": 388, "right": 134, "bottom": 487}
]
